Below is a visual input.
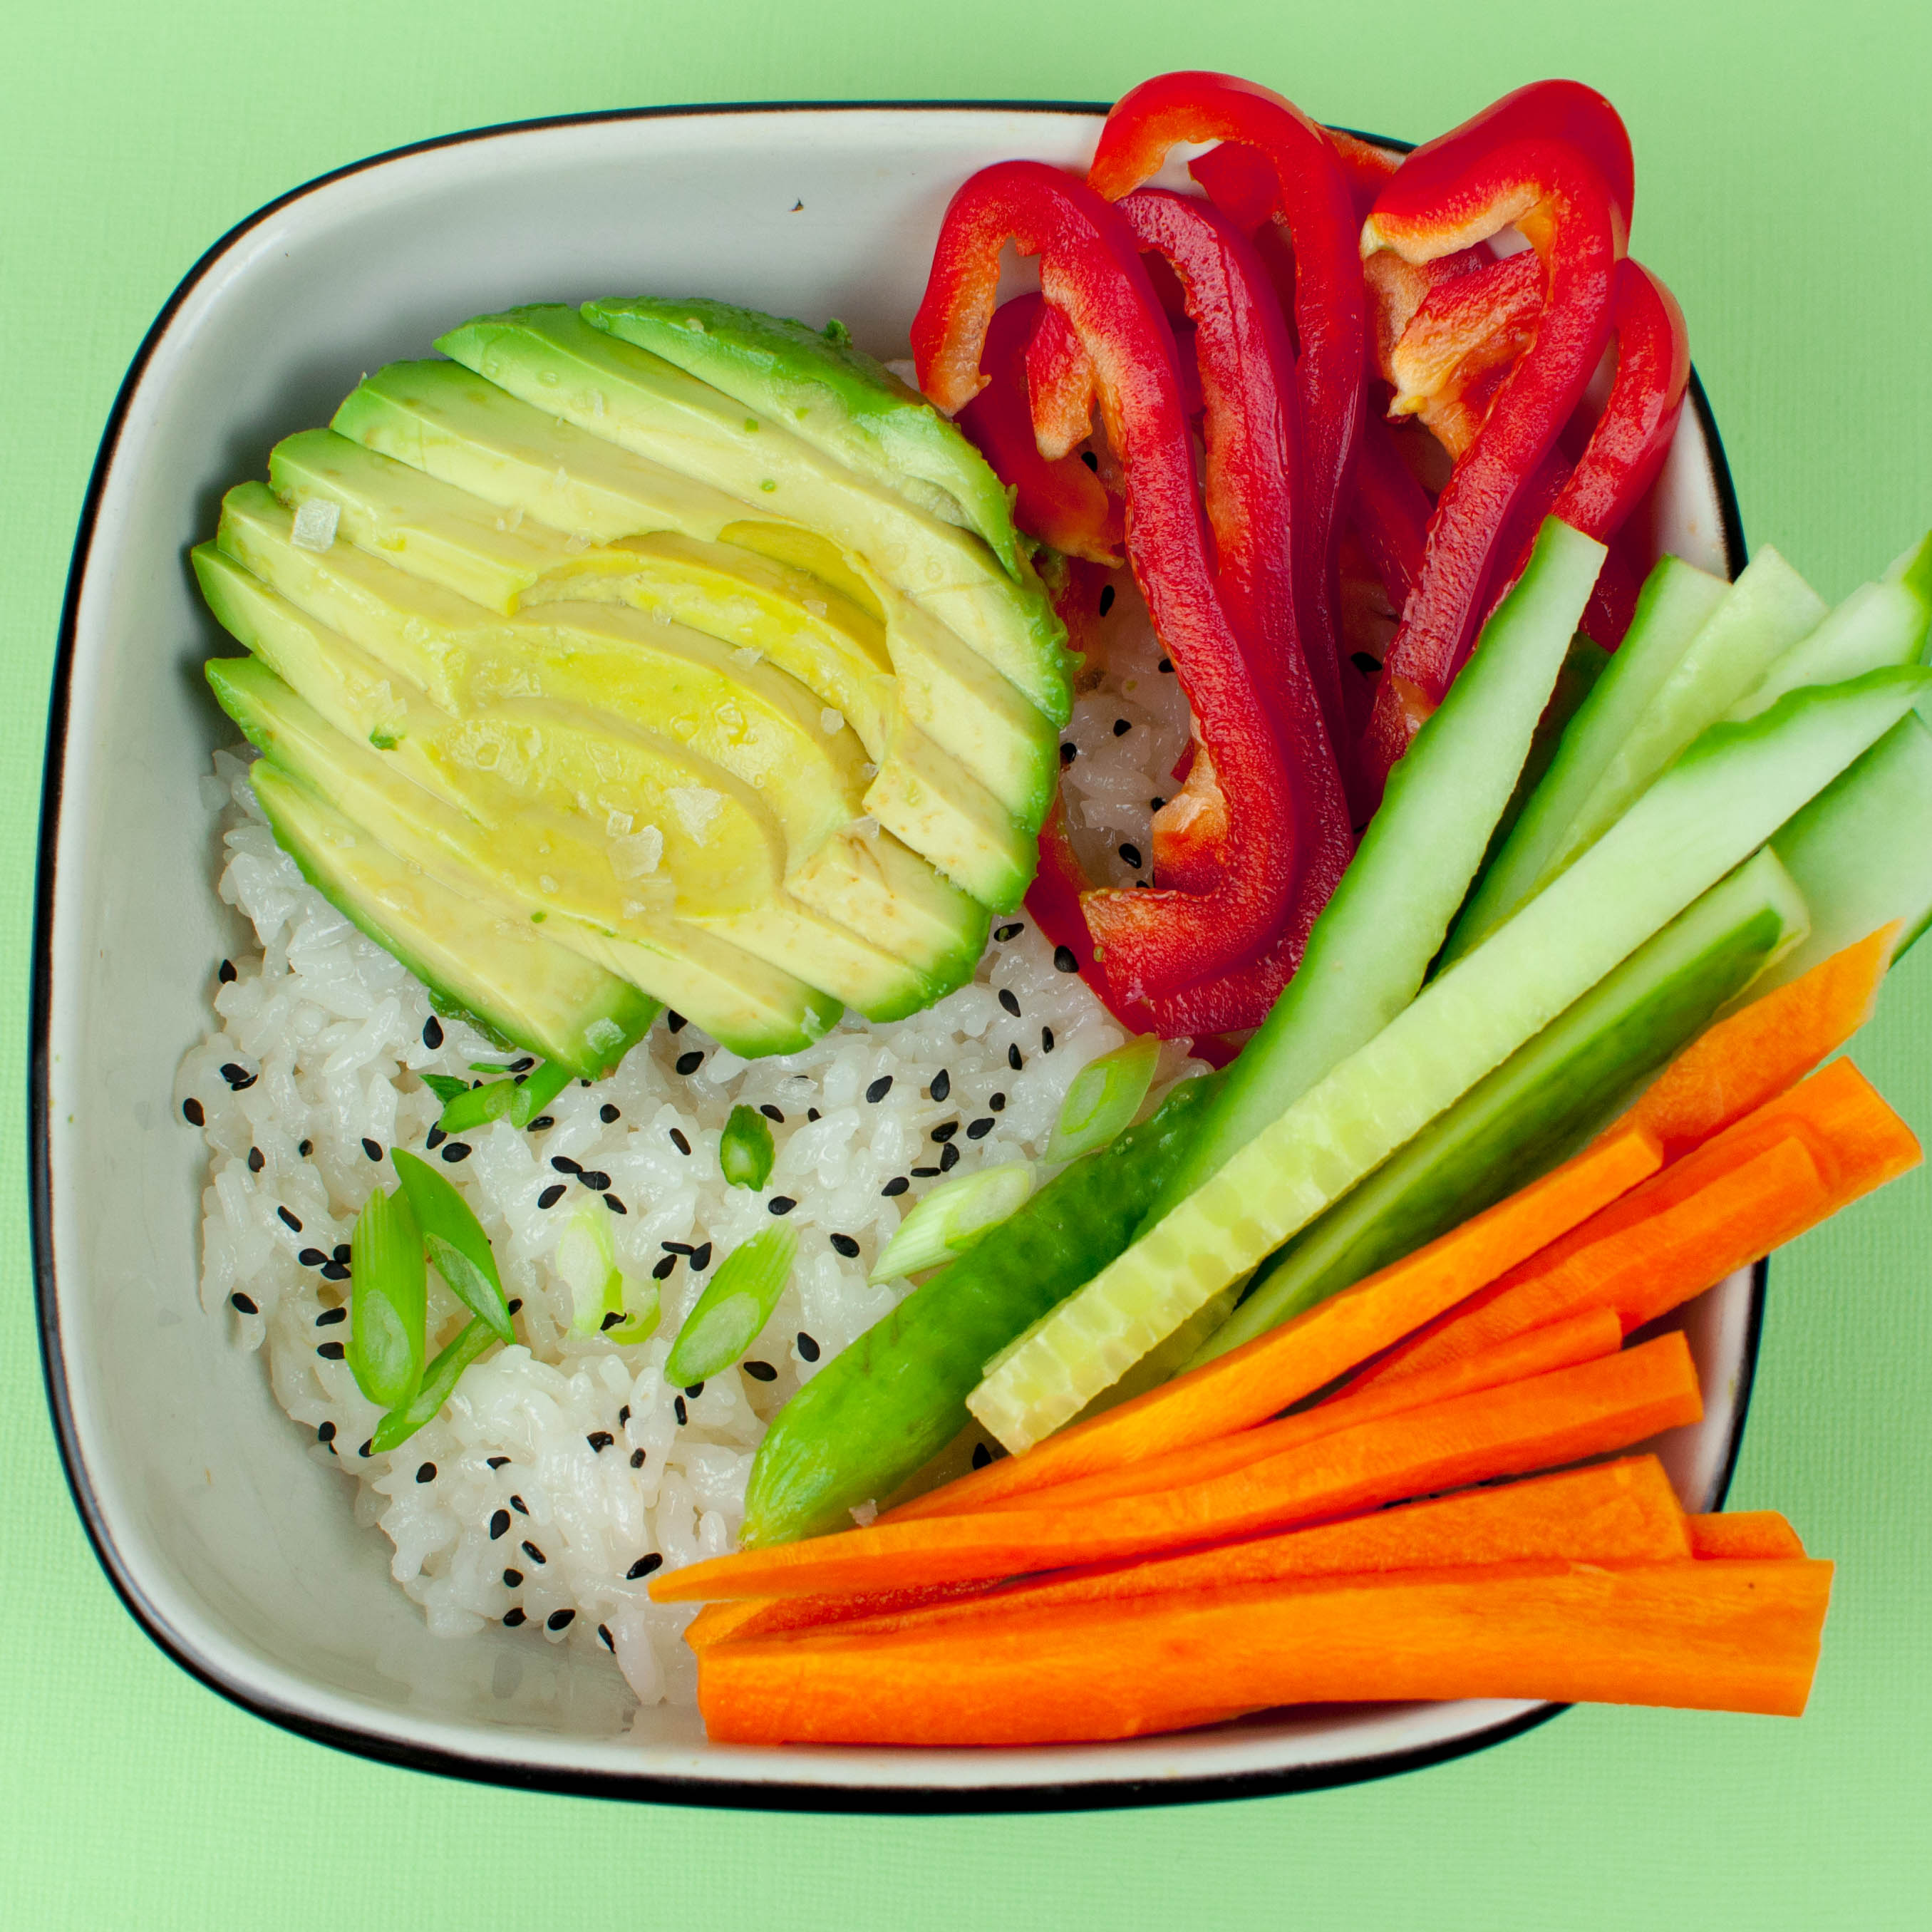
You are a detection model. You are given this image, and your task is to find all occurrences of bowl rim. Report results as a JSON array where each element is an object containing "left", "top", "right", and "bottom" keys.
[{"left": 29, "top": 95, "right": 1754, "bottom": 1815}]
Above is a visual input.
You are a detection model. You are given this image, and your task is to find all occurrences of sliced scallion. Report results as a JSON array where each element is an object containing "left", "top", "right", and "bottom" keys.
[
  {"left": 420, "top": 1073, "right": 469, "bottom": 1105},
  {"left": 869, "top": 1160, "right": 1038, "bottom": 1283},
  {"left": 509, "top": 1059, "right": 572, "bottom": 1127},
  {"left": 557, "top": 1200, "right": 625, "bottom": 1333},
  {"left": 664, "top": 1226, "right": 796, "bottom": 1384},
  {"left": 433, "top": 1078, "right": 517, "bottom": 1135},
  {"left": 718, "top": 1104, "right": 776, "bottom": 1190},
  {"left": 371, "top": 1314, "right": 495, "bottom": 1452},
  {"left": 1045, "top": 1034, "right": 1162, "bottom": 1164},
  {"left": 346, "top": 1184, "right": 427, "bottom": 1408},
  {"left": 391, "top": 1147, "right": 514, "bottom": 1341}
]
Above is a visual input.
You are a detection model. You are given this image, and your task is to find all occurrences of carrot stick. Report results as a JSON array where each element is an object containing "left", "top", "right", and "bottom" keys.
[
  {"left": 1689, "top": 1511, "right": 1807, "bottom": 1560},
  {"left": 697, "top": 1557, "right": 1836, "bottom": 1744},
  {"left": 1365, "top": 1057, "right": 1918, "bottom": 1384},
  {"left": 968, "top": 1305, "right": 1624, "bottom": 1517},
  {"left": 1619, "top": 926, "right": 1894, "bottom": 1159},
  {"left": 884, "top": 1122, "right": 1663, "bottom": 1524},
  {"left": 650, "top": 1333, "right": 1703, "bottom": 1603},
  {"left": 718, "top": 1455, "right": 1693, "bottom": 1647}
]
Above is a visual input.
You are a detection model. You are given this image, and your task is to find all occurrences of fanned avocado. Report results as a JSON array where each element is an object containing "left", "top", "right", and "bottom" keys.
[
  {"left": 249, "top": 761, "right": 658, "bottom": 1077},
  {"left": 582, "top": 295, "right": 1026, "bottom": 580}
]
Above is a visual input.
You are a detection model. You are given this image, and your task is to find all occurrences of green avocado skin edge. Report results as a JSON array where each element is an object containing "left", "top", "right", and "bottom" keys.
[{"left": 738, "top": 1071, "right": 1222, "bottom": 1547}]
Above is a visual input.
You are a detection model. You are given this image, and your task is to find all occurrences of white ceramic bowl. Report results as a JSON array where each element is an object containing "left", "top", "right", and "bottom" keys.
[{"left": 33, "top": 102, "right": 1752, "bottom": 1810}]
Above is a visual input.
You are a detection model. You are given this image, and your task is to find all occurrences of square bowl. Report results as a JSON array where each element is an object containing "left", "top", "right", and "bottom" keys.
[{"left": 33, "top": 100, "right": 1752, "bottom": 1810}]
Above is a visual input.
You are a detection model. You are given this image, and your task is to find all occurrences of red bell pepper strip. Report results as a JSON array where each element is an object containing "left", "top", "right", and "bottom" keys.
[
  {"left": 1089, "top": 73, "right": 1368, "bottom": 761},
  {"left": 1023, "top": 296, "right": 1102, "bottom": 457},
  {"left": 1350, "top": 409, "right": 1435, "bottom": 624},
  {"left": 956, "top": 294, "right": 1124, "bottom": 564},
  {"left": 1385, "top": 247, "right": 1546, "bottom": 458},
  {"left": 912, "top": 160, "right": 1299, "bottom": 1001},
  {"left": 1360, "top": 118, "right": 1626, "bottom": 787}
]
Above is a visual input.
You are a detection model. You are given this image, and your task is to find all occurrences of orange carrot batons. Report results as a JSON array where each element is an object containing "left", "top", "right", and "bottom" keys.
[{"left": 1689, "top": 1511, "right": 1807, "bottom": 1560}]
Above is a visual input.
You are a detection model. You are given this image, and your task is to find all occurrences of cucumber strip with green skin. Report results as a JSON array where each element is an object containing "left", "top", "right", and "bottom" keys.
[
  {"left": 1446, "top": 556, "right": 1730, "bottom": 962},
  {"left": 1762, "top": 711, "right": 1932, "bottom": 987},
  {"left": 1192, "top": 848, "right": 1806, "bottom": 1364},
  {"left": 738, "top": 1072, "right": 1221, "bottom": 1546},
  {"left": 1145, "top": 517, "right": 1606, "bottom": 1223},
  {"left": 968, "top": 666, "right": 1929, "bottom": 1453},
  {"left": 1484, "top": 632, "right": 1610, "bottom": 863}
]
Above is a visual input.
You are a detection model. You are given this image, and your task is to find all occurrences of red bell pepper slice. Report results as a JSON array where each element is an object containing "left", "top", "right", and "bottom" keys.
[
  {"left": 1088, "top": 72, "right": 1368, "bottom": 759},
  {"left": 1385, "top": 247, "right": 1546, "bottom": 458},
  {"left": 912, "top": 159, "right": 1300, "bottom": 1001},
  {"left": 1349, "top": 410, "right": 1433, "bottom": 634},
  {"left": 956, "top": 294, "right": 1124, "bottom": 564},
  {"left": 1360, "top": 114, "right": 1626, "bottom": 786}
]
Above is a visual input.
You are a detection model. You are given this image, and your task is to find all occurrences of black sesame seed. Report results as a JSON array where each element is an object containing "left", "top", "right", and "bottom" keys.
[
  {"left": 1008, "top": 1043, "right": 1023, "bottom": 1071},
  {"left": 551, "top": 1155, "right": 581, "bottom": 1175},
  {"left": 1042, "top": 1027, "right": 1055, "bottom": 1053},
  {"left": 490, "top": 1509, "right": 510, "bottom": 1539},
  {"left": 1060, "top": 740, "right": 1077, "bottom": 766},
  {"left": 277, "top": 1206, "right": 301, "bottom": 1233},
  {"left": 691, "top": 1243, "right": 712, "bottom": 1271},
  {"left": 502, "top": 1568, "right": 522, "bottom": 1587},
  {"left": 994, "top": 921, "right": 1024, "bottom": 942},
  {"left": 299, "top": 1247, "right": 328, "bottom": 1268},
  {"left": 1053, "top": 946, "right": 1079, "bottom": 973},
  {"left": 768, "top": 1196, "right": 797, "bottom": 1216},
  {"left": 797, "top": 1332, "right": 822, "bottom": 1362},
  {"left": 598, "top": 1623, "right": 614, "bottom": 1651},
  {"left": 538, "top": 1184, "right": 565, "bottom": 1210},
  {"left": 1350, "top": 649, "right": 1383, "bottom": 675},
  {"left": 423, "top": 1016, "right": 444, "bottom": 1050},
  {"left": 931, "top": 1069, "right": 951, "bottom": 1102},
  {"left": 630, "top": 1447, "right": 646, "bottom": 1467},
  {"left": 830, "top": 1233, "right": 860, "bottom": 1259},
  {"left": 1098, "top": 583, "right": 1117, "bottom": 616},
  {"left": 760, "top": 1103, "right": 785, "bottom": 1123},
  {"left": 675, "top": 1050, "right": 703, "bottom": 1076},
  {"left": 673, "top": 1396, "right": 688, "bottom": 1425},
  {"left": 526, "top": 1115, "right": 554, "bottom": 1132},
  {"left": 684, "top": 1383, "right": 706, "bottom": 1399},
  {"left": 221, "top": 1063, "right": 257, "bottom": 1090},
  {"left": 600, "top": 1311, "right": 623, "bottom": 1331},
  {"left": 882, "top": 1176, "right": 909, "bottom": 1197},
  {"left": 911, "top": 1165, "right": 940, "bottom": 1177},
  {"left": 316, "top": 1420, "right": 336, "bottom": 1442},
  {"left": 991, "top": 1092, "right": 1007, "bottom": 1112},
  {"left": 440, "top": 1141, "right": 472, "bottom": 1163},
  {"left": 507, "top": 1057, "right": 534, "bottom": 1074},
  {"left": 666, "top": 1011, "right": 688, "bottom": 1033},
  {"left": 865, "top": 1074, "right": 894, "bottom": 1104},
  {"left": 511, "top": 1494, "right": 528, "bottom": 1515},
  {"left": 669, "top": 1129, "right": 692, "bottom": 1156},
  {"left": 247, "top": 1147, "right": 264, "bottom": 1174},
  {"left": 940, "top": 1142, "right": 961, "bottom": 1172},
  {"left": 627, "top": 1554, "right": 663, "bottom": 1581},
  {"left": 932, "top": 1121, "right": 959, "bottom": 1143},
  {"left": 998, "top": 988, "right": 1021, "bottom": 1016},
  {"left": 316, "top": 1306, "right": 346, "bottom": 1327},
  {"left": 416, "top": 1462, "right": 436, "bottom": 1484},
  {"left": 604, "top": 1194, "right": 627, "bottom": 1214},
  {"left": 587, "top": 1431, "right": 614, "bottom": 1452},
  {"left": 182, "top": 1097, "right": 205, "bottom": 1127},
  {"left": 487, "top": 1456, "right": 509, "bottom": 1469},
  {"left": 299, "top": 1139, "right": 313, "bottom": 1157},
  {"left": 229, "top": 1291, "right": 258, "bottom": 1315},
  {"left": 425, "top": 1125, "right": 446, "bottom": 1150},
  {"left": 1151, "top": 796, "right": 1167, "bottom": 812},
  {"left": 358, "top": 1438, "right": 373, "bottom": 1457},
  {"left": 973, "top": 1442, "right": 994, "bottom": 1469},
  {"left": 619, "top": 1405, "right": 631, "bottom": 1425},
  {"left": 743, "top": 1360, "right": 778, "bottom": 1382},
  {"left": 652, "top": 1254, "right": 676, "bottom": 1281},
  {"left": 362, "top": 1137, "right": 382, "bottom": 1162},
  {"left": 521, "top": 1540, "right": 545, "bottom": 1564},
  {"left": 1159, "top": 656, "right": 1174, "bottom": 673},
  {"left": 967, "top": 1117, "right": 995, "bottom": 1140},
  {"left": 317, "top": 1340, "right": 346, "bottom": 1360},
  {"left": 663, "top": 1241, "right": 694, "bottom": 1256},
  {"left": 502, "top": 1607, "right": 526, "bottom": 1627},
  {"left": 332, "top": 1243, "right": 351, "bottom": 1263},
  {"left": 321, "top": 1260, "right": 351, "bottom": 1281},
  {"left": 576, "top": 1169, "right": 611, "bottom": 1192},
  {"left": 1112, "top": 718, "right": 1132, "bottom": 737},
  {"left": 1120, "top": 842, "right": 1144, "bottom": 870},
  {"left": 507, "top": 1298, "right": 522, "bottom": 1315},
  {"left": 218, "top": 959, "right": 237, "bottom": 983}
]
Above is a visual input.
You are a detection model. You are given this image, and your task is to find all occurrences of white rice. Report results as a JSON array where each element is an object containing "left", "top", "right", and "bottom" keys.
[{"left": 179, "top": 592, "right": 1199, "bottom": 1713}]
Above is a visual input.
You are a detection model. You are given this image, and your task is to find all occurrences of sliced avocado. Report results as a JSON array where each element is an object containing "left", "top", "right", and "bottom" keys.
[
  {"left": 582, "top": 295, "right": 1026, "bottom": 579},
  {"left": 209, "top": 657, "right": 840, "bottom": 1054},
  {"left": 860, "top": 722, "right": 1033, "bottom": 911},
  {"left": 434, "top": 305, "right": 1072, "bottom": 726},
  {"left": 249, "top": 760, "right": 657, "bottom": 1076}
]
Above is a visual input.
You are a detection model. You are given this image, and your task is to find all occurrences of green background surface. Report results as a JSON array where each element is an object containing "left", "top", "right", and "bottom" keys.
[{"left": 5, "top": 2, "right": 1928, "bottom": 1926}]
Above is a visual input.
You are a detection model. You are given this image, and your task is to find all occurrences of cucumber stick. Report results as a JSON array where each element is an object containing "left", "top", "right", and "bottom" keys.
[
  {"left": 1445, "top": 555, "right": 1730, "bottom": 960},
  {"left": 1762, "top": 711, "right": 1932, "bottom": 987},
  {"left": 967, "top": 666, "right": 1929, "bottom": 1452},
  {"left": 1146, "top": 517, "right": 1607, "bottom": 1221},
  {"left": 1191, "top": 848, "right": 1805, "bottom": 1363}
]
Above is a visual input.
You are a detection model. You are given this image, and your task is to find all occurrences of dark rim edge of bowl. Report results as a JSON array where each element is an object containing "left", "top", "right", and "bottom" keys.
[{"left": 29, "top": 96, "right": 1756, "bottom": 1817}]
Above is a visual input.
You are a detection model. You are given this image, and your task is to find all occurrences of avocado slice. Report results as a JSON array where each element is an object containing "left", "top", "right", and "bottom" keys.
[
  {"left": 249, "top": 760, "right": 658, "bottom": 1077},
  {"left": 582, "top": 295, "right": 1026, "bottom": 580},
  {"left": 209, "top": 657, "right": 840, "bottom": 1055},
  {"left": 433, "top": 305, "right": 1072, "bottom": 726}
]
